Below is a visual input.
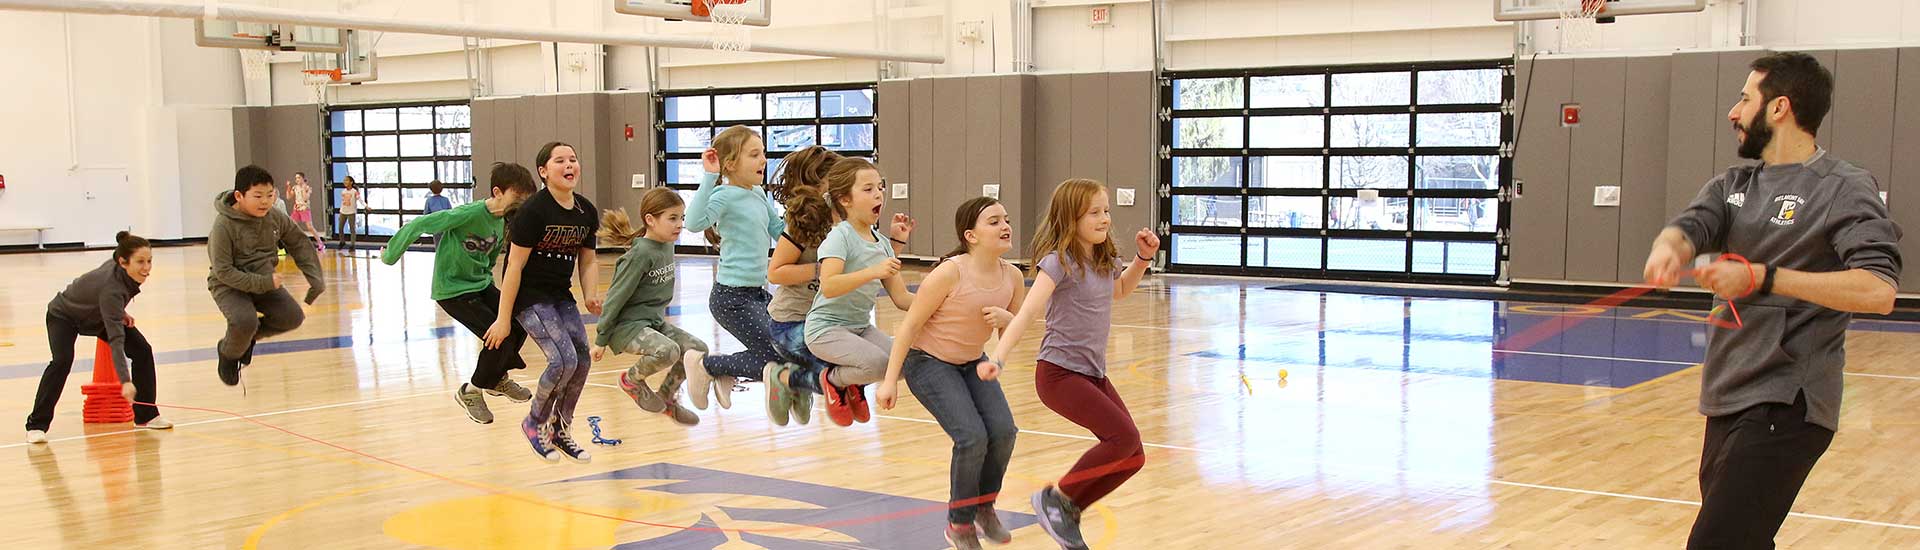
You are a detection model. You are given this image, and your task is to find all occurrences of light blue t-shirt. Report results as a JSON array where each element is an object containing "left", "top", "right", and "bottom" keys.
[
  {"left": 804, "top": 221, "right": 895, "bottom": 342},
  {"left": 685, "top": 172, "right": 785, "bottom": 288}
]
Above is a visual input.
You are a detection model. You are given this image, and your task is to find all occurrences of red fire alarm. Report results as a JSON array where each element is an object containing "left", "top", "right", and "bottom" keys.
[
  {"left": 1561, "top": 103, "right": 1582, "bottom": 127},
  {"left": 624, "top": 124, "right": 634, "bottom": 141},
  {"left": 0, "top": 174, "right": 7, "bottom": 189}
]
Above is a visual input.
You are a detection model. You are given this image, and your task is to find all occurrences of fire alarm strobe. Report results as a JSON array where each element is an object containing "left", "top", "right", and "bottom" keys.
[{"left": 1561, "top": 104, "right": 1582, "bottom": 127}]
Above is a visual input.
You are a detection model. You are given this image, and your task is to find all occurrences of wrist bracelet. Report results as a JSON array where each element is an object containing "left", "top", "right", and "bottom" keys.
[
  {"left": 1759, "top": 264, "right": 1778, "bottom": 296},
  {"left": 889, "top": 237, "right": 908, "bottom": 245},
  {"left": 1136, "top": 254, "right": 1153, "bottom": 263}
]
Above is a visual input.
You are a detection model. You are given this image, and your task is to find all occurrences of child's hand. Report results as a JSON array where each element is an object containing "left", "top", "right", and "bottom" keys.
[
  {"left": 123, "top": 314, "right": 135, "bottom": 327},
  {"left": 586, "top": 298, "right": 604, "bottom": 316},
  {"left": 702, "top": 149, "right": 721, "bottom": 173},
  {"left": 876, "top": 381, "right": 899, "bottom": 410},
  {"left": 982, "top": 306, "right": 1012, "bottom": 329},
  {"left": 592, "top": 346, "right": 608, "bottom": 362},
  {"left": 121, "top": 382, "right": 137, "bottom": 403},
  {"left": 889, "top": 214, "right": 917, "bottom": 242},
  {"left": 483, "top": 319, "right": 512, "bottom": 349},
  {"left": 977, "top": 360, "right": 1001, "bottom": 381},
  {"left": 272, "top": 272, "right": 286, "bottom": 289},
  {"left": 1135, "top": 228, "right": 1161, "bottom": 259},
  {"left": 866, "top": 258, "right": 902, "bottom": 280}
]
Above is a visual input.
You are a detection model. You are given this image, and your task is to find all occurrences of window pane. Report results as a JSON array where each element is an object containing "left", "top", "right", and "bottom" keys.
[
  {"left": 1249, "top": 196, "right": 1322, "bottom": 229},
  {"left": 822, "top": 123, "right": 874, "bottom": 150},
  {"left": 402, "top": 161, "right": 435, "bottom": 183},
  {"left": 1173, "top": 157, "right": 1241, "bottom": 188},
  {"left": 1416, "top": 155, "right": 1499, "bottom": 190},
  {"left": 715, "top": 93, "right": 761, "bottom": 120},
  {"left": 401, "top": 187, "right": 431, "bottom": 211},
  {"left": 1332, "top": 156, "right": 1408, "bottom": 189},
  {"left": 447, "top": 188, "right": 473, "bottom": 204},
  {"left": 1251, "top": 237, "right": 1321, "bottom": 269},
  {"left": 333, "top": 162, "right": 363, "bottom": 184},
  {"left": 364, "top": 108, "right": 398, "bottom": 131},
  {"left": 1171, "top": 234, "right": 1240, "bottom": 266},
  {"left": 765, "top": 91, "right": 816, "bottom": 119},
  {"left": 436, "top": 133, "right": 471, "bottom": 157},
  {"left": 1413, "top": 241, "right": 1497, "bottom": 275},
  {"left": 764, "top": 157, "right": 785, "bottom": 188},
  {"left": 1173, "top": 196, "right": 1241, "bottom": 227},
  {"left": 366, "top": 214, "right": 400, "bottom": 236},
  {"left": 677, "top": 190, "right": 711, "bottom": 246},
  {"left": 398, "top": 106, "right": 434, "bottom": 130},
  {"left": 365, "top": 188, "right": 399, "bottom": 210},
  {"left": 400, "top": 134, "right": 434, "bottom": 157},
  {"left": 1328, "top": 239, "right": 1406, "bottom": 271},
  {"left": 364, "top": 135, "right": 398, "bottom": 158},
  {"left": 1332, "top": 114, "right": 1410, "bottom": 147},
  {"left": 1173, "top": 117, "right": 1243, "bottom": 149},
  {"left": 437, "top": 161, "right": 473, "bottom": 184},
  {"left": 1332, "top": 72, "right": 1411, "bottom": 106},
  {"left": 1330, "top": 196, "right": 1408, "bottom": 231},
  {"left": 768, "top": 125, "right": 817, "bottom": 151},
  {"left": 330, "top": 110, "right": 360, "bottom": 132},
  {"left": 667, "top": 127, "right": 713, "bottom": 152},
  {"left": 1417, "top": 113, "right": 1501, "bottom": 147},
  {"left": 1418, "top": 69, "right": 1502, "bottom": 105},
  {"left": 665, "top": 96, "right": 711, "bottom": 122},
  {"left": 1250, "top": 156, "right": 1322, "bottom": 188},
  {"left": 668, "top": 159, "right": 705, "bottom": 184},
  {"left": 330, "top": 136, "right": 362, "bottom": 157},
  {"left": 1415, "top": 198, "right": 1498, "bottom": 232},
  {"left": 1249, "top": 116, "right": 1323, "bottom": 148},
  {"left": 1173, "top": 78, "right": 1244, "bottom": 110},
  {"left": 1251, "top": 75, "right": 1324, "bottom": 108},
  {"left": 366, "top": 162, "right": 400, "bottom": 184},
  {"left": 819, "top": 89, "right": 874, "bottom": 117},
  {"left": 435, "top": 105, "right": 471, "bottom": 128}
]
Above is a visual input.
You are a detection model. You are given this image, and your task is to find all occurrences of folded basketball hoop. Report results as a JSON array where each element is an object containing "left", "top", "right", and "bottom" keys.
[
  {"left": 1558, "top": 0, "right": 1607, "bottom": 51},
  {"left": 701, "top": 0, "right": 754, "bottom": 52}
]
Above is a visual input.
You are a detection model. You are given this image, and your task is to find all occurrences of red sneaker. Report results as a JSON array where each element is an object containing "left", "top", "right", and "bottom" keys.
[
  {"left": 846, "top": 384, "right": 871, "bottom": 424},
  {"left": 819, "top": 368, "right": 853, "bottom": 427}
]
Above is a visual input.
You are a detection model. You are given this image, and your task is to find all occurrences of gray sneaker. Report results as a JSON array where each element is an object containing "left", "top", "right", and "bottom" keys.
[
  {"left": 455, "top": 383, "right": 493, "bottom": 424},
  {"left": 975, "top": 508, "right": 1013, "bottom": 544},
  {"left": 620, "top": 370, "right": 666, "bottom": 413},
  {"left": 946, "top": 524, "right": 983, "bottom": 550},
  {"left": 486, "top": 378, "right": 533, "bottom": 403},
  {"left": 661, "top": 396, "right": 701, "bottom": 427},
  {"left": 1031, "top": 487, "right": 1088, "bottom": 550}
]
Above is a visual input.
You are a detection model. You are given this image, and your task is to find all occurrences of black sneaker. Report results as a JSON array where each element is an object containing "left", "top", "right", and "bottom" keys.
[
  {"left": 217, "top": 354, "right": 243, "bottom": 386},
  {"left": 1030, "top": 487, "right": 1088, "bottom": 550},
  {"left": 240, "top": 339, "right": 258, "bottom": 367},
  {"left": 550, "top": 422, "right": 592, "bottom": 464}
]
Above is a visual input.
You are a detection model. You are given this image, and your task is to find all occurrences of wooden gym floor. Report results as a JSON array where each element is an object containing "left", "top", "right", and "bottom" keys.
[{"left": 3, "top": 246, "right": 1919, "bottom": 549}]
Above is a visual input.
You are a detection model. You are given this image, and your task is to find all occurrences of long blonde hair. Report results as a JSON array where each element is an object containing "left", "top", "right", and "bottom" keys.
[
  {"left": 1029, "top": 178, "right": 1119, "bottom": 279},
  {"left": 704, "top": 125, "right": 762, "bottom": 246},
  {"left": 599, "top": 187, "right": 685, "bottom": 248}
]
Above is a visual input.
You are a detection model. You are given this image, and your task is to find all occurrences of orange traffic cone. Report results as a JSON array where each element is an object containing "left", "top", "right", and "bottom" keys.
[{"left": 81, "top": 337, "right": 134, "bottom": 423}]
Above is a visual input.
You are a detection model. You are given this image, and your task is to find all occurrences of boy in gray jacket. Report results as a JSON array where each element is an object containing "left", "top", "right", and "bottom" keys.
[
  {"left": 210, "top": 165, "right": 326, "bottom": 386},
  {"left": 1645, "top": 52, "right": 1902, "bottom": 549}
]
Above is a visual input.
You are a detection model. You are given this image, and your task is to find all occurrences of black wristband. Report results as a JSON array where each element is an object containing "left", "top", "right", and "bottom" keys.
[
  {"left": 889, "top": 237, "right": 907, "bottom": 245},
  {"left": 1136, "top": 254, "right": 1153, "bottom": 263},
  {"left": 1759, "top": 264, "right": 1777, "bottom": 296}
]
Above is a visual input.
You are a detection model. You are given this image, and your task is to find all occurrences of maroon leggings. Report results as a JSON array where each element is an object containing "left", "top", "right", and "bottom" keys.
[{"left": 1036, "top": 360, "right": 1146, "bottom": 507}]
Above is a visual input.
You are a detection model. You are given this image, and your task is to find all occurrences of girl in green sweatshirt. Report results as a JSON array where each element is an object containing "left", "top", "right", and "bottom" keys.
[{"left": 592, "top": 187, "right": 708, "bottom": 427}]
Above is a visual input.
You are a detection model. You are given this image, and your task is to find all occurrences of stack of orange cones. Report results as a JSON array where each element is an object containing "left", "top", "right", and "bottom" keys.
[{"left": 81, "top": 338, "right": 134, "bottom": 423}]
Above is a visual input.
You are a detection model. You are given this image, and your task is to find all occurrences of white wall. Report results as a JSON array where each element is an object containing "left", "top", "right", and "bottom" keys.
[{"left": 0, "top": 14, "right": 242, "bottom": 246}]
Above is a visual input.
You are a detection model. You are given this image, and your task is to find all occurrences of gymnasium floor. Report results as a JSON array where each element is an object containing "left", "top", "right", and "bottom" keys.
[{"left": 4, "top": 246, "right": 1919, "bottom": 549}]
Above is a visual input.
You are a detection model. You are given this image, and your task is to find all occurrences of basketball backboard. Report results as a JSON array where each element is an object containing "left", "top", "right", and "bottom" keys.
[
  {"left": 615, "top": 0, "right": 771, "bottom": 27},
  {"left": 195, "top": 19, "right": 348, "bottom": 53},
  {"left": 1493, "top": 0, "right": 1706, "bottom": 22}
]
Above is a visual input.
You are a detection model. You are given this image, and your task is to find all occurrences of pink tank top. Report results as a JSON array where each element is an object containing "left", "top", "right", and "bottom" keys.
[{"left": 914, "top": 257, "right": 1017, "bottom": 365}]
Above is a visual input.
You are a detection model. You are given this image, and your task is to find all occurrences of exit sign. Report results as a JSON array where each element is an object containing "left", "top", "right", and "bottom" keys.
[{"left": 1090, "top": 5, "right": 1113, "bottom": 27}]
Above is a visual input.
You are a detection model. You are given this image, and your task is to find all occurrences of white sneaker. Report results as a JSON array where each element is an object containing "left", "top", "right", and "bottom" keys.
[
  {"left": 26, "top": 430, "right": 47, "bottom": 444},
  {"left": 138, "top": 417, "right": 174, "bottom": 430},
  {"left": 683, "top": 349, "right": 711, "bottom": 410},
  {"left": 713, "top": 376, "right": 737, "bottom": 410}
]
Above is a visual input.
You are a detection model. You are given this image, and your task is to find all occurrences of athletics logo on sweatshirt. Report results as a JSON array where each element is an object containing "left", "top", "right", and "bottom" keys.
[{"left": 1770, "top": 194, "right": 1802, "bottom": 226}]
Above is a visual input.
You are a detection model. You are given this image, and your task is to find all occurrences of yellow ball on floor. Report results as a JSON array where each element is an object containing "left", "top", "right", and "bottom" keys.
[{"left": 1277, "top": 368, "right": 1289, "bottom": 379}]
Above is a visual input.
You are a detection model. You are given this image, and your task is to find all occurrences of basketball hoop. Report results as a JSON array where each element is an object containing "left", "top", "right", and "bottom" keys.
[
  {"left": 303, "top": 68, "right": 344, "bottom": 82},
  {"left": 701, "top": 0, "right": 754, "bottom": 52},
  {"left": 240, "top": 49, "right": 273, "bottom": 81},
  {"left": 1557, "top": 0, "right": 1607, "bottom": 51}
]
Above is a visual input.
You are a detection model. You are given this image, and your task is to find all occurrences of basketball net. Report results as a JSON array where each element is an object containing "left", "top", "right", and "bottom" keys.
[
  {"left": 240, "top": 49, "right": 273, "bottom": 81},
  {"left": 1557, "top": 0, "right": 1605, "bottom": 52},
  {"left": 705, "top": 0, "right": 754, "bottom": 52}
]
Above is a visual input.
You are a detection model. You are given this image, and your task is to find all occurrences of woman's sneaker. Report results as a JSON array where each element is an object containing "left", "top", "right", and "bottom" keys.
[
  {"left": 1031, "top": 486, "right": 1088, "bottom": 550},
  {"left": 520, "top": 416, "right": 560, "bottom": 463},
  {"left": 137, "top": 417, "right": 174, "bottom": 430},
  {"left": 26, "top": 430, "right": 47, "bottom": 444},
  {"left": 550, "top": 422, "right": 591, "bottom": 463}
]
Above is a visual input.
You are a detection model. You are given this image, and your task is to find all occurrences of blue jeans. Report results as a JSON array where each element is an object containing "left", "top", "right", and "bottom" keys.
[
  {"left": 518, "top": 299, "right": 591, "bottom": 428},
  {"left": 770, "top": 320, "right": 825, "bottom": 395},
  {"left": 905, "top": 350, "right": 1018, "bottom": 523}
]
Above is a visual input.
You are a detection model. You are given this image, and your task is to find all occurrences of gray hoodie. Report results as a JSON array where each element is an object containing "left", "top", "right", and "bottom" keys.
[
  {"left": 1669, "top": 150, "right": 1903, "bottom": 431},
  {"left": 47, "top": 259, "right": 142, "bottom": 382},
  {"left": 208, "top": 191, "right": 325, "bottom": 302}
]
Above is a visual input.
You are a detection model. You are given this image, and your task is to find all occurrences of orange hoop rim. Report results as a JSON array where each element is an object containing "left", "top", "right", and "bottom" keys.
[{"left": 302, "top": 68, "right": 343, "bottom": 82}]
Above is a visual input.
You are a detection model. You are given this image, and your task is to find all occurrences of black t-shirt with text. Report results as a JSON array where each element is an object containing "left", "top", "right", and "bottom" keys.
[{"left": 510, "top": 188, "right": 599, "bottom": 305}]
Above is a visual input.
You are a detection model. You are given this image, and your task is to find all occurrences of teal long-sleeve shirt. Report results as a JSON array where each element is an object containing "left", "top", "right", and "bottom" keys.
[{"left": 684, "top": 172, "right": 784, "bottom": 288}]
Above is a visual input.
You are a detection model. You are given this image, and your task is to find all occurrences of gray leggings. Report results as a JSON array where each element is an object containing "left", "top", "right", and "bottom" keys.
[{"left": 805, "top": 324, "right": 892, "bottom": 387}]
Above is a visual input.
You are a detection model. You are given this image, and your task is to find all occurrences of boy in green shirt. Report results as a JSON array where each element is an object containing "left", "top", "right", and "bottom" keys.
[{"left": 381, "top": 163, "right": 538, "bottom": 424}]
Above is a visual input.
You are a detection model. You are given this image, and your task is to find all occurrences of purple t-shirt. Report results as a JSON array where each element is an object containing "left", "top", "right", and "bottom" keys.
[{"left": 1036, "top": 252, "right": 1123, "bottom": 378}]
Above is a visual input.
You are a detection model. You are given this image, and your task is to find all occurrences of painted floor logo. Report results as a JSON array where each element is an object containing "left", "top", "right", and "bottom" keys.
[{"left": 556, "top": 462, "right": 1039, "bottom": 549}]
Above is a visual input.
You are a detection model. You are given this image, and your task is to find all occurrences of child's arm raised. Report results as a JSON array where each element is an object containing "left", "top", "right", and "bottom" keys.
[
  {"left": 684, "top": 153, "right": 723, "bottom": 232},
  {"left": 1114, "top": 228, "right": 1160, "bottom": 301},
  {"left": 878, "top": 262, "right": 956, "bottom": 410}
]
